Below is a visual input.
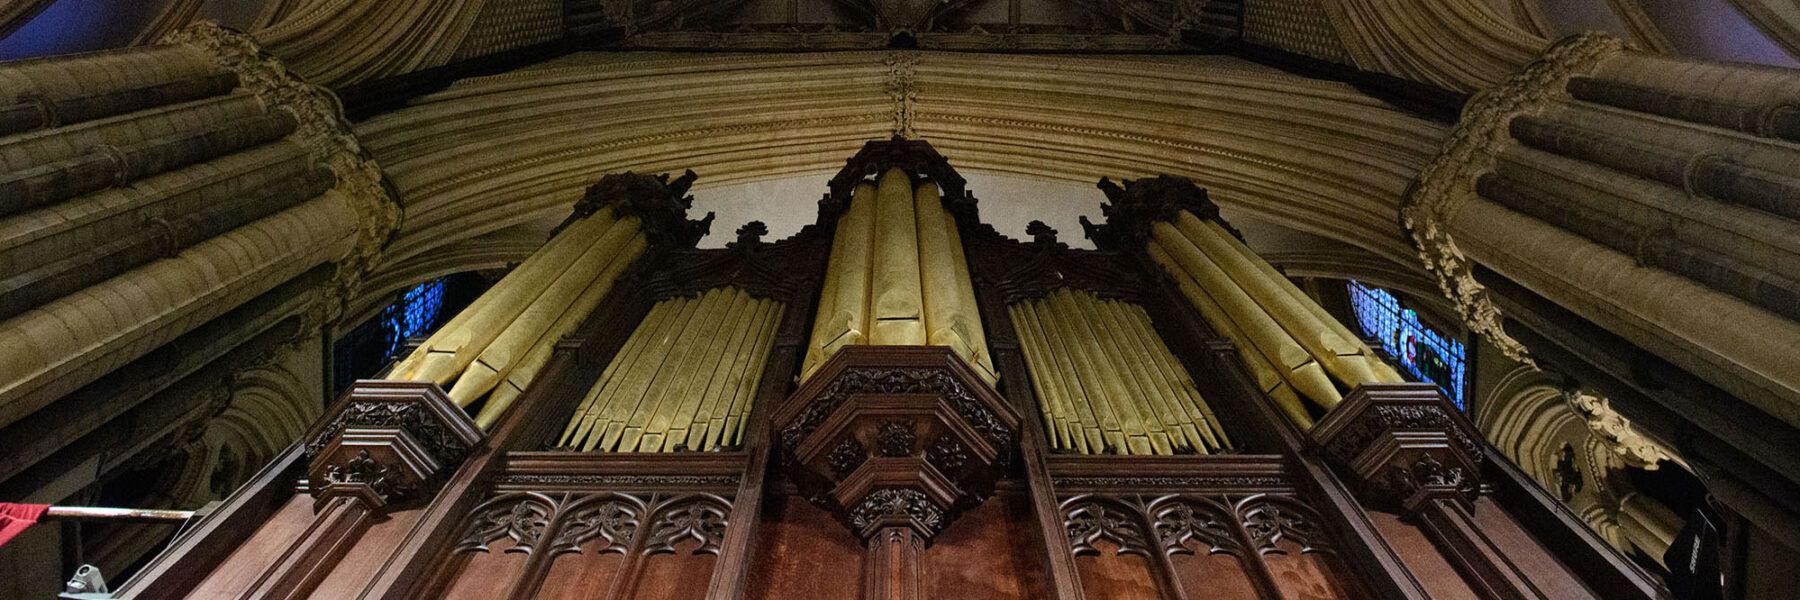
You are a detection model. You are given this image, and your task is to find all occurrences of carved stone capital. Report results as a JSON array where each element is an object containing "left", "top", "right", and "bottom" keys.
[
  {"left": 1310, "top": 384, "right": 1486, "bottom": 511},
  {"left": 774, "top": 346, "right": 1020, "bottom": 540},
  {"left": 1398, "top": 33, "right": 1629, "bottom": 366},
  {"left": 165, "top": 23, "right": 404, "bottom": 334},
  {"left": 304, "top": 381, "right": 483, "bottom": 511}
]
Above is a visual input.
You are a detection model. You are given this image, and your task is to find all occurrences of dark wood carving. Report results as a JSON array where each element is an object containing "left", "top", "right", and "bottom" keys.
[
  {"left": 773, "top": 346, "right": 1022, "bottom": 541},
  {"left": 822, "top": 136, "right": 970, "bottom": 222}
]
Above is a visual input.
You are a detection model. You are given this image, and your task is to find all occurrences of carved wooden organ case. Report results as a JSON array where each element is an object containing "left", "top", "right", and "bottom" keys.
[{"left": 116, "top": 139, "right": 1664, "bottom": 600}]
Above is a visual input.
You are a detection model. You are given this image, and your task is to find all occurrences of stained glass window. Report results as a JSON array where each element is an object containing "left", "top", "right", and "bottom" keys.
[
  {"left": 1346, "top": 280, "right": 1467, "bottom": 409},
  {"left": 382, "top": 278, "right": 446, "bottom": 358},
  {"left": 332, "top": 277, "right": 453, "bottom": 394}
]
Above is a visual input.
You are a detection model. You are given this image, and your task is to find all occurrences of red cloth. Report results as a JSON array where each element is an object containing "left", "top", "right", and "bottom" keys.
[{"left": 0, "top": 502, "right": 50, "bottom": 547}]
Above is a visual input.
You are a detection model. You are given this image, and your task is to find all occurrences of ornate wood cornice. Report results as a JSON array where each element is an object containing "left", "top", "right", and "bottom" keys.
[
  {"left": 1078, "top": 174, "right": 1234, "bottom": 253},
  {"left": 963, "top": 220, "right": 1153, "bottom": 307},
  {"left": 640, "top": 220, "right": 829, "bottom": 305},
  {"left": 821, "top": 136, "right": 969, "bottom": 222},
  {"left": 773, "top": 346, "right": 1021, "bottom": 541},
  {"left": 303, "top": 381, "right": 484, "bottom": 510},
  {"left": 562, "top": 169, "right": 715, "bottom": 252}
]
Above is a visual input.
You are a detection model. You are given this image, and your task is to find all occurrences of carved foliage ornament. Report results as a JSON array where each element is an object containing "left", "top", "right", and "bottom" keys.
[
  {"left": 323, "top": 449, "right": 414, "bottom": 503},
  {"left": 1319, "top": 403, "right": 1482, "bottom": 468},
  {"left": 780, "top": 367, "right": 1012, "bottom": 454},
  {"left": 1067, "top": 494, "right": 1335, "bottom": 560},
  {"left": 1397, "top": 32, "right": 1629, "bottom": 366},
  {"left": 849, "top": 488, "right": 946, "bottom": 536},
  {"left": 304, "top": 400, "right": 473, "bottom": 467},
  {"left": 455, "top": 492, "right": 729, "bottom": 557},
  {"left": 1563, "top": 389, "right": 1675, "bottom": 469},
  {"left": 164, "top": 22, "right": 403, "bottom": 330}
]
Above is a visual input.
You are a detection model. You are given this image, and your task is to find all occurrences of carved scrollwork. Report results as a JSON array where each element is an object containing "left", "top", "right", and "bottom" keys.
[
  {"left": 1148, "top": 497, "right": 1239, "bottom": 556},
  {"left": 1320, "top": 402, "right": 1481, "bottom": 468},
  {"left": 1234, "top": 495, "right": 1334, "bottom": 555},
  {"left": 925, "top": 437, "right": 968, "bottom": 475},
  {"left": 1384, "top": 453, "right": 1480, "bottom": 500},
  {"left": 876, "top": 420, "right": 917, "bottom": 457},
  {"left": 1064, "top": 497, "right": 1153, "bottom": 557},
  {"left": 781, "top": 367, "right": 1011, "bottom": 455},
  {"left": 456, "top": 494, "right": 557, "bottom": 554},
  {"left": 643, "top": 497, "right": 731, "bottom": 556},
  {"left": 550, "top": 497, "right": 643, "bottom": 555}
]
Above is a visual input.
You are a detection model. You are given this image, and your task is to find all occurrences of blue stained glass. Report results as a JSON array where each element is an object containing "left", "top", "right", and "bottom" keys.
[
  {"left": 381, "top": 278, "right": 446, "bottom": 359},
  {"left": 1346, "top": 281, "right": 1467, "bottom": 409}
]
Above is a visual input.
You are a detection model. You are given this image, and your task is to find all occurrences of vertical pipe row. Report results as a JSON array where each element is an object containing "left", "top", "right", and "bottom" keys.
[
  {"left": 801, "top": 169, "right": 997, "bottom": 383},
  {"left": 1008, "top": 288, "right": 1230, "bottom": 455},
  {"left": 559, "top": 287, "right": 783, "bottom": 452}
]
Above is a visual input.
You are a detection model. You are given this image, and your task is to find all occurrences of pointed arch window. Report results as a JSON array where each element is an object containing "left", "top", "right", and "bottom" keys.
[{"left": 1346, "top": 280, "right": 1467, "bottom": 409}]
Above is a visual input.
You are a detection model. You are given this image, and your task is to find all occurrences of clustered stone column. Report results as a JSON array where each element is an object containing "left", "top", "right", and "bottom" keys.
[
  {"left": 0, "top": 20, "right": 401, "bottom": 577},
  {"left": 1401, "top": 33, "right": 1800, "bottom": 428}
]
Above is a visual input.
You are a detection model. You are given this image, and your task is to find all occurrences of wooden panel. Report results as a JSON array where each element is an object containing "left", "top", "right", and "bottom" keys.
[
  {"left": 1169, "top": 551, "right": 1258, "bottom": 600},
  {"left": 1468, "top": 498, "right": 1599, "bottom": 599},
  {"left": 1263, "top": 538, "right": 1359, "bottom": 600},
  {"left": 745, "top": 494, "right": 864, "bottom": 600},
  {"left": 441, "top": 537, "right": 532, "bottom": 600},
  {"left": 924, "top": 493, "right": 1049, "bottom": 599},
  {"left": 1075, "top": 543, "right": 1161, "bottom": 600},
  {"left": 186, "top": 494, "right": 316, "bottom": 597},
  {"left": 312, "top": 506, "right": 424, "bottom": 597},
  {"left": 635, "top": 543, "right": 717, "bottom": 600},
  {"left": 537, "top": 550, "right": 627, "bottom": 600},
  {"left": 1366, "top": 510, "right": 1479, "bottom": 600}
]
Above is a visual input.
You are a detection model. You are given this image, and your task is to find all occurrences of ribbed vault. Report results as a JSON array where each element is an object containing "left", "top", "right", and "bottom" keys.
[{"left": 356, "top": 51, "right": 1445, "bottom": 280}]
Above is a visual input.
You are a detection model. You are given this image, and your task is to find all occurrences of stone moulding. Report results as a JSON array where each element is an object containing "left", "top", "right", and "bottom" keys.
[
  {"left": 164, "top": 21, "right": 405, "bottom": 332},
  {"left": 1397, "top": 32, "right": 1628, "bottom": 367}
]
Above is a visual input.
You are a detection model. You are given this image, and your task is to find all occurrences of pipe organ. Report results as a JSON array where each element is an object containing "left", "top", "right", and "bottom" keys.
[{"left": 117, "top": 139, "right": 1665, "bottom": 600}]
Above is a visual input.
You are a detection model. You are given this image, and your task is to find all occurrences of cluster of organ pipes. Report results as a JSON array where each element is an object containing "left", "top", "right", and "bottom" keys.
[
  {"left": 1145, "top": 210, "right": 1402, "bottom": 428},
  {"left": 389, "top": 205, "right": 646, "bottom": 428},
  {"left": 559, "top": 287, "right": 782, "bottom": 452},
  {"left": 1009, "top": 289, "right": 1231, "bottom": 455},
  {"left": 384, "top": 164, "right": 1401, "bottom": 452},
  {"left": 801, "top": 167, "right": 997, "bottom": 384}
]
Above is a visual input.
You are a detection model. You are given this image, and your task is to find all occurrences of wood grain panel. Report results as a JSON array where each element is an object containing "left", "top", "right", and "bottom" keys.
[
  {"left": 924, "top": 493, "right": 1049, "bottom": 599},
  {"left": 744, "top": 495, "right": 864, "bottom": 600}
]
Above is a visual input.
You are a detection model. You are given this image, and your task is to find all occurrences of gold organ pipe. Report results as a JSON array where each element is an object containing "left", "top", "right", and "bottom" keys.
[
  {"left": 1178, "top": 213, "right": 1381, "bottom": 388},
  {"left": 1009, "top": 289, "right": 1231, "bottom": 455},
  {"left": 626, "top": 288, "right": 729, "bottom": 452},
  {"left": 657, "top": 290, "right": 745, "bottom": 451},
  {"left": 727, "top": 300, "right": 781, "bottom": 446},
  {"left": 1011, "top": 304, "right": 1072, "bottom": 451},
  {"left": 474, "top": 232, "right": 645, "bottom": 427},
  {"left": 869, "top": 168, "right": 927, "bottom": 345},
  {"left": 1148, "top": 243, "right": 1316, "bottom": 428},
  {"left": 1043, "top": 291, "right": 1139, "bottom": 453},
  {"left": 803, "top": 182, "right": 878, "bottom": 381},
  {"left": 1207, "top": 218, "right": 1400, "bottom": 383},
  {"left": 559, "top": 288, "right": 783, "bottom": 453},
  {"left": 1120, "top": 302, "right": 1230, "bottom": 449},
  {"left": 562, "top": 299, "right": 672, "bottom": 446},
  {"left": 449, "top": 217, "right": 643, "bottom": 407},
  {"left": 1149, "top": 222, "right": 1342, "bottom": 409},
  {"left": 393, "top": 207, "right": 619, "bottom": 384},
  {"left": 1029, "top": 300, "right": 1105, "bottom": 453},
  {"left": 567, "top": 298, "right": 678, "bottom": 450},
  {"left": 596, "top": 294, "right": 702, "bottom": 451},
  {"left": 1090, "top": 296, "right": 1199, "bottom": 451},
  {"left": 688, "top": 294, "right": 760, "bottom": 451},
  {"left": 1065, "top": 291, "right": 1169, "bottom": 454}
]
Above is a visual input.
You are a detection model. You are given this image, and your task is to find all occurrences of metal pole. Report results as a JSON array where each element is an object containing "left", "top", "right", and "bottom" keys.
[{"left": 41, "top": 506, "right": 194, "bottom": 523}]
